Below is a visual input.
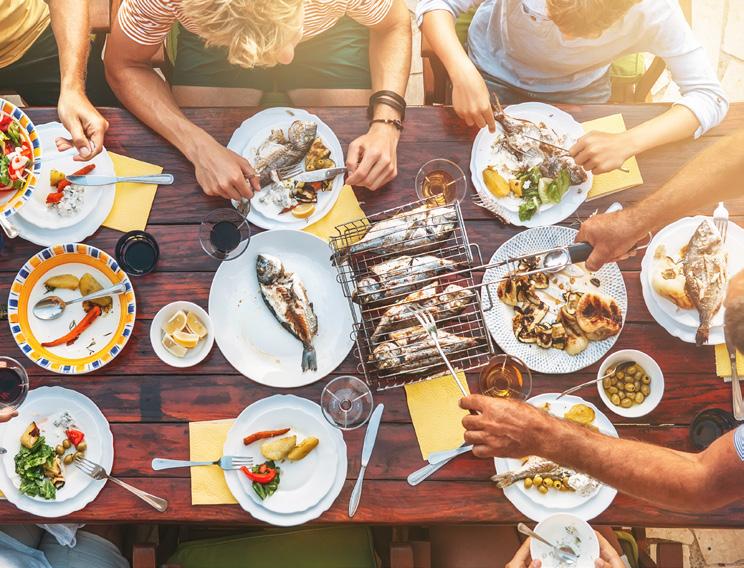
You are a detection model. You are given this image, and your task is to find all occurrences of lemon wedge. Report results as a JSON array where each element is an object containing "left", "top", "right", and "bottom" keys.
[
  {"left": 162, "top": 334, "right": 188, "bottom": 358},
  {"left": 292, "top": 203, "right": 316, "bottom": 219},
  {"left": 163, "top": 310, "right": 187, "bottom": 335},
  {"left": 172, "top": 330, "right": 200, "bottom": 349},
  {"left": 186, "top": 311, "right": 208, "bottom": 339}
]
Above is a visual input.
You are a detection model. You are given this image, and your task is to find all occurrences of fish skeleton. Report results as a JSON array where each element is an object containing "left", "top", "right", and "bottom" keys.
[
  {"left": 683, "top": 219, "right": 728, "bottom": 346},
  {"left": 371, "top": 283, "right": 474, "bottom": 342},
  {"left": 371, "top": 326, "right": 478, "bottom": 373},
  {"left": 256, "top": 253, "right": 319, "bottom": 372},
  {"left": 254, "top": 120, "right": 317, "bottom": 187}
]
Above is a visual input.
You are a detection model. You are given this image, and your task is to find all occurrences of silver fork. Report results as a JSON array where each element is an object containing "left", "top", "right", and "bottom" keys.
[
  {"left": 150, "top": 456, "right": 253, "bottom": 471},
  {"left": 276, "top": 162, "right": 305, "bottom": 180},
  {"left": 74, "top": 456, "right": 168, "bottom": 512},
  {"left": 714, "top": 202, "right": 729, "bottom": 242}
]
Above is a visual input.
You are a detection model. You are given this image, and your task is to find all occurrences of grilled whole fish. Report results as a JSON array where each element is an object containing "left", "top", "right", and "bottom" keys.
[
  {"left": 490, "top": 456, "right": 575, "bottom": 488},
  {"left": 683, "top": 219, "right": 728, "bottom": 346},
  {"left": 352, "top": 255, "right": 461, "bottom": 304},
  {"left": 256, "top": 254, "right": 319, "bottom": 372},
  {"left": 254, "top": 120, "right": 317, "bottom": 187},
  {"left": 342, "top": 205, "right": 457, "bottom": 258},
  {"left": 371, "top": 326, "right": 478, "bottom": 373},
  {"left": 371, "top": 283, "right": 474, "bottom": 342}
]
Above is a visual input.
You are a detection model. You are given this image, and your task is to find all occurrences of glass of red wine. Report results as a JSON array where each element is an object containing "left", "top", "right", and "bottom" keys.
[
  {"left": 199, "top": 208, "right": 251, "bottom": 261},
  {"left": 115, "top": 230, "right": 160, "bottom": 276},
  {"left": 0, "top": 357, "right": 28, "bottom": 418}
]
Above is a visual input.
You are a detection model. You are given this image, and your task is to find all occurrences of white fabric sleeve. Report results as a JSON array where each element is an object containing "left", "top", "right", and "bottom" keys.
[{"left": 415, "top": 0, "right": 483, "bottom": 27}]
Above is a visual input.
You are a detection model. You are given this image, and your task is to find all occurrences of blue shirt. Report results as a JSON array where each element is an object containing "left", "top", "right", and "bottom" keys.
[{"left": 736, "top": 425, "right": 744, "bottom": 461}]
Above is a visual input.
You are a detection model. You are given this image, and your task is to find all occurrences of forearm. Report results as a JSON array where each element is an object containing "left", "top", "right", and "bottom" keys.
[
  {"left": 625, "top": 105, "right": 700, "bottom": 157},
  {"left": 47, "top": 0, "right": 90, "bottom": 93},
  {"left": 368, "top": 3, "right": 411, "bottom": 121},
  {"left": 421, "top": 11, "right": 473, "bottom": 85}
]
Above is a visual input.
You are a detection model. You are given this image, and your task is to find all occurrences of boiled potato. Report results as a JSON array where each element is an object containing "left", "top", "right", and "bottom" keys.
[
  {"left": 49, "top": 169, "right": 66, "bottom": 187},
  {"left": 260, "top": 436, "right": 297, "bottom": 461},
  {"left": 287, "top": 437, "right": 319, "bottom": 461},
  {"left": 45, "top": 274, "right": 80, "bottom": 291},
  {"left": 565, "top": 403, "right": 595, "bottom": 425},
  {"left": 80, "top": 273, "right": 112, "bottom": 311},
  {"left": 483, "top": 167, "right": 510, "bottom": 198}
]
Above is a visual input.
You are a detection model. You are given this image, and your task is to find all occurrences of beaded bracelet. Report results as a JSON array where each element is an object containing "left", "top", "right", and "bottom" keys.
[{"left": 369, "top": 118, "right": 404, "bottom": 131}]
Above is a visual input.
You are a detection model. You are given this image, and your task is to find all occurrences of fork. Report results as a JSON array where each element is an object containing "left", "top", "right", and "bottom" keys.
[
  {"left": 276, "top": 162, "right": 305, "bottom": 180},
  {"left": 236, "top": 163, "right": 304, "bottom": 216},
  {"left": 74, "top": 456, "right": 168, "bottom": 512},
  {"left": 714, "top": 202, "right": 729, "bottom": 242},
  {"left": 150, "top": 456, "right": 253, "bottom": 471}
]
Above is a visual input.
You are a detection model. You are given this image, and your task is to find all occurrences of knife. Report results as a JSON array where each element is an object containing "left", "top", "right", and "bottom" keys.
[
  {"left": 348, "top": 403, "right": 384, "bottom": 517},
  {"left": 289, "top": 167, "right": 346, "bottom": 184},
  {"left": 65, "top": 174, "right": 174, "bottom": 186}
]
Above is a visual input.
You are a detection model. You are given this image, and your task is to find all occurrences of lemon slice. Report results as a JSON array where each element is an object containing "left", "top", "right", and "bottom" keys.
[
  {"left": 186, "top": 311, "right": 208, "bottom": 339},
  {"left": 163, "top": 310, "right": 187, "bottom": 335},
  {"left": 172, "top": 330, "right": 200, "bottom": 349},
  {"left": 162, "top": 334, "right": 188, "bottom": 358},
  {"left": 292, "top": 203, "right": 316, "bottom": 219}
]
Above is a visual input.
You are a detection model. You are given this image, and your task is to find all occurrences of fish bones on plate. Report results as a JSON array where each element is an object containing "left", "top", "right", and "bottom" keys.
[
  {"left": 254, "top": 120, "right": 317, "bottom": 187},
  {"left": 352, "top": 254, "right": 461, "bottom": 305},
  {"left": 256, "top": 254, "right": 319, "bottom": 372},
  {"left": 371, "top": 282, "right": 474, "bottom": 342},
  {"left": 371, "top": 325, "right": 477, "bottom": 373},
  {"left": 492, "top": 456, "right": 601, "bottom": 497}
]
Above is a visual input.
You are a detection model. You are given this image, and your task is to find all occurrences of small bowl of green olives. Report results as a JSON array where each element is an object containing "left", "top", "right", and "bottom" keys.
[{"left": 597, "top": 350, "right": 664, "bottom": 418}]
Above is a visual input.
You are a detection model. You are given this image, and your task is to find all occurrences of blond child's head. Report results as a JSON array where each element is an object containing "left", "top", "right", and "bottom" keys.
[
  {"left": 546, "top": 0, "right": 641, "bottom": 39},
  {"left": 180, "top": 0, "right": 304, "bottom": 68}
]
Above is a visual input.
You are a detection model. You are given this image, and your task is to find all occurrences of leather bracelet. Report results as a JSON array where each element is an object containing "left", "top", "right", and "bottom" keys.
[
  {"left": 369, "top": 118, "right": 404, "bottom": 131},
  {"left": 368, "top": 90, "right": 407, "bottom": 120}
]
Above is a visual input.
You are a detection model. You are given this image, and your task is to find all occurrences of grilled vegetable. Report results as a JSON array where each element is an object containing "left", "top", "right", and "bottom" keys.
[
  {"left": 287, "top": 437, "right": 319, "bottom": 461},
  {"left": 44, "top": 274, "right": 80, "bottom": 291},
  {"left": 244, "top": 461, "right": 281, "bottom": 500},
  {"left": 243, "top": 428, "right": 291, "bottom": 446},
  {"left": 41, "top": 305, "right": 101, "bottom": 347},
  {"left": 21, "top": 422, "right": 40, "bottom": 449},
  {"left": 79, "top": 273, "right": 112, "bottom": 311}
]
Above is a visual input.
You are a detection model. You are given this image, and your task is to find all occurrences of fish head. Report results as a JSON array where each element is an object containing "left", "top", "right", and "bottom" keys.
[
  {"left": 256, "top": 254, "right": 284, "bottom": 284},
  {"left": 287, "top": 121, "right": 318, "bottom": 151}
]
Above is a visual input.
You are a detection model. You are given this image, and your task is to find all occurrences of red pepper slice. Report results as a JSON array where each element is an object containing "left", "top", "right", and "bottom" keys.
[
  {"left": 41, "top": 305, "right": 101, "bottom": 347},
  {"left": 46, "top": 191, "right": 65, "bottom": 204},
  {"left": 240, "top": 465, "right": 276, "bottom": 484},
  {"left": 66, "top": 429, "right": 85, "bottom": 447},
  {"left": 57, "top": 163, "right": 95, "bottom": 192},
  {"left": 0, "top": 116, "right": 11, "bottom": 130}
]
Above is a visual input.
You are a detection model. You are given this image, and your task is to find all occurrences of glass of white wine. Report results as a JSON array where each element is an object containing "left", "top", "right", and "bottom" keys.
[
  {"left": 478, "top": 354, "right": 532, "bottom": 400},
  {"left": 415, "top": 159, "right": 468, "bottom": 205}
]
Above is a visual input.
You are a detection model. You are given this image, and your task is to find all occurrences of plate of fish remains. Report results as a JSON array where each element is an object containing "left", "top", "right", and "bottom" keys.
[
  {"left": 227, "top": 107, "right": 344, "bottom": 230},
  {"left": 208, "top": 229, "right": 354, "bottom": 388},
  {"left": 481, "top": 226, "right": 626, "bottom": 374},
  {"left": 641, "top": 216, "right": 742, "bottom": 346},
  {"left": 471, "top": 102, "right": 592, "bottom": 227},
  {"left": 494, "top": 393, "right": 618, "bottom": 522},
  {"left": 0, "top": 386, "right": 113, "bottom": 517}
]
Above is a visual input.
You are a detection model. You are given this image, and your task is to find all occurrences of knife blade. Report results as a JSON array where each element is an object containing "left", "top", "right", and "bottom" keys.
[
  {"left": 65, "top": 174, "right": 174, "bottom": 186},
  {"left": 348, "top": 403, "right": 384, "bottom": 517},
  {"left": 290, "top": 167, "right": 346, "bottom": 183}
]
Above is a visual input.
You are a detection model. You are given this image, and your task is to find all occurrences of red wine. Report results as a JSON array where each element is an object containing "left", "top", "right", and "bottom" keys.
[
  {"left": 210, "top": 220, "right": 241, "bottom": 253},
  {"left": 116, "top": 231, "right": 160, "bottom": 276},
  {"left": 0, "top": 368, "right": 23, "bottom": 405}
]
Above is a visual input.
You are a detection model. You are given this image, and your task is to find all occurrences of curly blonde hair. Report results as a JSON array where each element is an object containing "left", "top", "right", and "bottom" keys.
[
  {"left": 546, "top": 0, "right": 641, "bottom": 38},
  {"left": 180, "top": 0, "right": 303, "bottom": 68}
]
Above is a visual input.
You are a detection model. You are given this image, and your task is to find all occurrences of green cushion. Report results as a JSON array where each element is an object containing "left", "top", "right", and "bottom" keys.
[{"left": 166, "top": 526, "right": 378, "bottom": 568}]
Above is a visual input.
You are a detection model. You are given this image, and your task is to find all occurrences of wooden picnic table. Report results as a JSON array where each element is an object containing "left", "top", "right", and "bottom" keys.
[{"left": 1, "top": 104, "right": 743, "bottom": 527}]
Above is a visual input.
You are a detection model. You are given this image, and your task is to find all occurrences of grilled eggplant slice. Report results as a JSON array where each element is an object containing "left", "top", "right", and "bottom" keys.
[{"left": 21, "top": 422, "right": 40, "bottom": 449}]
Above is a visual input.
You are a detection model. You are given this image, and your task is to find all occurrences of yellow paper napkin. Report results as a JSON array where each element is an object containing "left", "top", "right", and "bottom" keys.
[
  {"left": 303, "top": 184, "right": 368, "bottom": 243},
  {"left": 405, "top": 372, "right": 470, "bottom": 460},
  {"left": 715, "top": 344, "right": 744, "bottom": 378},
  {"left": 189, "top": 419, "right": 237, "bottom": 505},
  {"left": 581, "top": 114, "right": 644, "bottom": 200},
  {"left": 102, "top": 152, "right": 163, "bottom": 232}
]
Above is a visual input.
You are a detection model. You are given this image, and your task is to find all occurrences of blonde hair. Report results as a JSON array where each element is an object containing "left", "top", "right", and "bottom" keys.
[
  {"left": 546, "top": 0, "right": 641, "bottom": 38},
  {"left": 180, "top": 0, "right": 303, "bottom": 68}
]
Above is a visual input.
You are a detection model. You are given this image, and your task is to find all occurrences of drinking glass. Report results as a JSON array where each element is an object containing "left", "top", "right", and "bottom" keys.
[
  {"left": 0, "top": 357, "right": 29, "bottom": 418},
  {"left": 478, "top": 354, "right": 532, "bottom": 400},
  {"left": 321, "top": 376, "right": 374, "bottom": 430},
  {"left": 415, "top": 158, "right": 468, "bottom": 205},
  {"left": 115, "top": 230, "right": 160, "bottom": 276},
  {"left": 199, "top": 208, "right": 251, "bottom": 261}
]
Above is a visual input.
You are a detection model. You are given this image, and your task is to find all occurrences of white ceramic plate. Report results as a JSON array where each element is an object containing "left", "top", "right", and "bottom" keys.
[
  {"left": 640, "top": 216, "right": 744, "bottom": 345},
  {"left": 150, "top": 301, "right": 214, "bottom": 368},
  {"left": 494, "top": 393, "right": 618, "bottom": 522},
  {"left": 470, "top": 103, "right": 592, "bottom": 227},
  {"left": 209, "top": 229, "right": 354, "bottom": 388},
  {"left": 481, "top": 226, "right": 627, "bottom": 374},
  {"left": 0, "top": 386, "right": 113, "bottom": 517},
  {"left": 223, "top": 395, "right": 347, "bottom": 526},
  {"left": 597, "top": 349, "right": 664, "bottom": 418},
  {"left": 225, "top": 401, "right": 338, "bottom": 514},
  {"left": 531, "top": 513, "right": 599, "bottom": 568},
  {"left": 227, "top": 108, "right": 344, "bottom": 230}
]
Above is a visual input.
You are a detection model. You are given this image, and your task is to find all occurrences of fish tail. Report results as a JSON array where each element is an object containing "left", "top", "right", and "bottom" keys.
[
  {"left": 302, "top": 344, "right": 318, "bottom": 372},
  {"left": 696, "top": 322, "right": 710, "bottom": 346},
  {"left": 490, "top": 472, "right": 514, "bottom": 488}
]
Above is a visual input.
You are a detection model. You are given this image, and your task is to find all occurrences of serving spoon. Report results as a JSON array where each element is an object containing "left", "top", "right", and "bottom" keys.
[
  {"left": 33, "top": 282, "right": 127, "bottom": 321},
  {"left": 556, "top": 360, "right": 634, "bottom": 400}
]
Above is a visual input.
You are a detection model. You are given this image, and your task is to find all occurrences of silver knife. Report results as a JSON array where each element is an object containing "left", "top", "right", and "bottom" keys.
[
  {"left": 65, "top": 174, "right": 174, "bottom": 186},
  {"left": 290, "top": 167, "right": 346, "bottom": 184},
  {"left": 348, "top": 403, "right": 384, "bottom": 517}
]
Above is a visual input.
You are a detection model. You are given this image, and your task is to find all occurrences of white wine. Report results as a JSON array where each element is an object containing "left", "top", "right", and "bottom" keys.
[
  {"left": 421, "top": 170, "right": 457, "bottom": 205},
  {"left": 479, "top": 357, "right": 527, "bottom": 399}
]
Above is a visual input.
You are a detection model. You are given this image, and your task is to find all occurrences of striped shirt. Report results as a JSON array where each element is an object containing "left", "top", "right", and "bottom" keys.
[
  {"left": 736, "top": 425, "right": 744, "bottom": 461},
  {"left": 118, "top": 0, "right": 393, "bottom": 46}
]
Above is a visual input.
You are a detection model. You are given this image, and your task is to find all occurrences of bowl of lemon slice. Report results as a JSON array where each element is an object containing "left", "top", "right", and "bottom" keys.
[{"left": 150, "top": 301, "right": 214, "bottom": 368}]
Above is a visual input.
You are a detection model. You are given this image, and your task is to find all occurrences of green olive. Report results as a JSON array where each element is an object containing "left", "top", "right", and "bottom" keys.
[
  {"left": 625, "top": 382, "right": 636, "bottom": 393},
  {"left": 543, "top": 478, "right": 554, "bottom": 488},
  {"left": 635, "top": 370, "right": 644, "bottom": 380},
  {"left": 641, "top": 384, "right": 651, "bottom": 396},
  {"left": 634, "top": 392, "right": 645, "bottom": 404},
  {"left": 73, "top": 451, "right": 83, "bottom": 460},
  {"left": 76, "top": 441, "right": 87, "bottom": 452},
  {"left": 524, "top": 478, "right": 533, "bottom": 489},
  {"left": 608, "top": 386, "right": 619, "bottom": 395},
  {"left": 533, "top": 475, "right": 543, "bottom": 487},
  {"left": 618, "top": 391, "right": 626, "bottom": 400},
  {"left": 603, "top": 377, "right": 612, "bottom": 389},
  {"left": 62, "top": 439, "right": 71, "bottom": 449},
  {"left": 616, "top": 371, "right": 625, "bottom": 380},
  {"left": 634, "top": 380, "right": 642, "bottom": 392},
  {"left": 55, "top": 445, "right": 65, "bottom": 455},
  {"left": 63, "top": 454, "right": 74, "bottom": 465},
  {"left": 611, "top": 393, "right": 621, "bottom": 406},
  {"left": 538, "top": 485, "right": 548, "bottom": 494},
  {"left": 642, "top": 375, "right": 651, "bottom": 385},
  {"left": 627, "top": 364, "right": 638, "bottom": 375},
  {"left": 621, "top": 398, "right": 633, "bottom": 408}
]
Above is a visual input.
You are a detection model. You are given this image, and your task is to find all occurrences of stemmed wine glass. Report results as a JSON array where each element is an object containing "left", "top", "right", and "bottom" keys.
[
  {"left": 320, "top": 376, "right": 374, "bottom": 430},
  {"left": 415, "top": 158, "right": 468, "bottom": 205},
  {"left": 0, "top": 357, "right": 29, "bottom": 419}
]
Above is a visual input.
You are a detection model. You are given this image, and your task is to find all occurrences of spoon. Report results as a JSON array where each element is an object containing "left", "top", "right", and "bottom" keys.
[
  {"left": 517, "top": 522, "right": 578, "bottom": 566},
  {"left": 33, "top": 282, "right": 127, "bottom": 321},
  {"left": 556, "top": 360, "right": 634, "bottom": 399}
]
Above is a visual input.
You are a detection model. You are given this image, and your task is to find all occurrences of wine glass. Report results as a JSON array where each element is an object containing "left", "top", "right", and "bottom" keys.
[
  {"left": 199, "top": 208, "right": 251, "bottom": 261},
  {"left": 320, "top": 376, "right": 374, "bottom": 430},
  {"left": 415, "top": 158, "right": 468, "bottom": 205},
  {"left": 0, "top": 357, "right": 29, "bottom": 419},
  {"left": 478, "top": 354, "right": 532, "bottom": 400}
]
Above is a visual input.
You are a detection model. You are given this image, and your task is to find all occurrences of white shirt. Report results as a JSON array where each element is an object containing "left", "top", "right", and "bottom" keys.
[{"left": 416, "top": 0, "right": 728, "bottom": 136}]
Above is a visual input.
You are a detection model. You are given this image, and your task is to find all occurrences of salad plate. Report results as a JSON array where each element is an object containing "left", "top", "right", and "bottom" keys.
[
  {"left": 7, "top": 244, "right": 136, "bottom": 374},
  {"left": 0, "top": 98, "right": 41, "bottom": 220}
]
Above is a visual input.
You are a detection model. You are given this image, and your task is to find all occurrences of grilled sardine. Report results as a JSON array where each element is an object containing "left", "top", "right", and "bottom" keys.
[
  {"left": 254, "top": 120, "right": 317, "bottom": 187},
  {"left": 371, "top": 326, "right": 478, "bottom": 373}
]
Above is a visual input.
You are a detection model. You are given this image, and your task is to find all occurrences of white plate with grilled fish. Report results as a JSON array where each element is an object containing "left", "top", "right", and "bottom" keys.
[
  {"left": 641, "top": 216, "right": 742, "bottom": 346},
  {"left": 208, "top": 229, "right": 354, "bottom": 388},
  {"left": 471, "top": 103, "right": 592, "bottom": 227},
  {"left": 482, "top": 226, "right": 626, "bottom": 374},
  {"left": 227, "top": 108, "right": 344, "bottom": 230},
  {"left": 494, "top": 393, "right": 618, "bottom": 522}
]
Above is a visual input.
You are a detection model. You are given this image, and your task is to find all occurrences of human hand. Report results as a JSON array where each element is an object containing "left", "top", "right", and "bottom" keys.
[
  {"left": 55, "top": 89, "right": 109, "bottom": 161},
  {"left": 450, "top": 59, "right": 496, "bottom": 132},
  {"left": 191, "top": 137, "right": 260, "bottom": 201},
  {"left": 570, "top": 131, "right": 636, "bottom": 174},
  {"left": 595, "top": 530, "right": 625, "bottom": 568},
  {"left": 576, "top": 209, "right": 647, "bottom": 271},
  {"left": 0, "top": 410, "right": 18, "bottom": 423},
  {"left": 345, "top": 122, "right": 400, "bottom": 191},
  {"left": 506, "top": 537, "right": 541, "bottom": 568},
  {"left": 459, "top": 395, "right": 553, "bottom": 459}
]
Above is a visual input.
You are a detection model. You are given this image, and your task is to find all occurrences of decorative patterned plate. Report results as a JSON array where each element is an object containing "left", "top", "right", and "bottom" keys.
[
  {"left": 7, "top": 244, "right": 136, "bottom": 374},
  {"left": 0, "top": 98, "right": 41, "bottom": 219},
  {"left": 481, "top": 226, "right": 627, "bottom": 374}
]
